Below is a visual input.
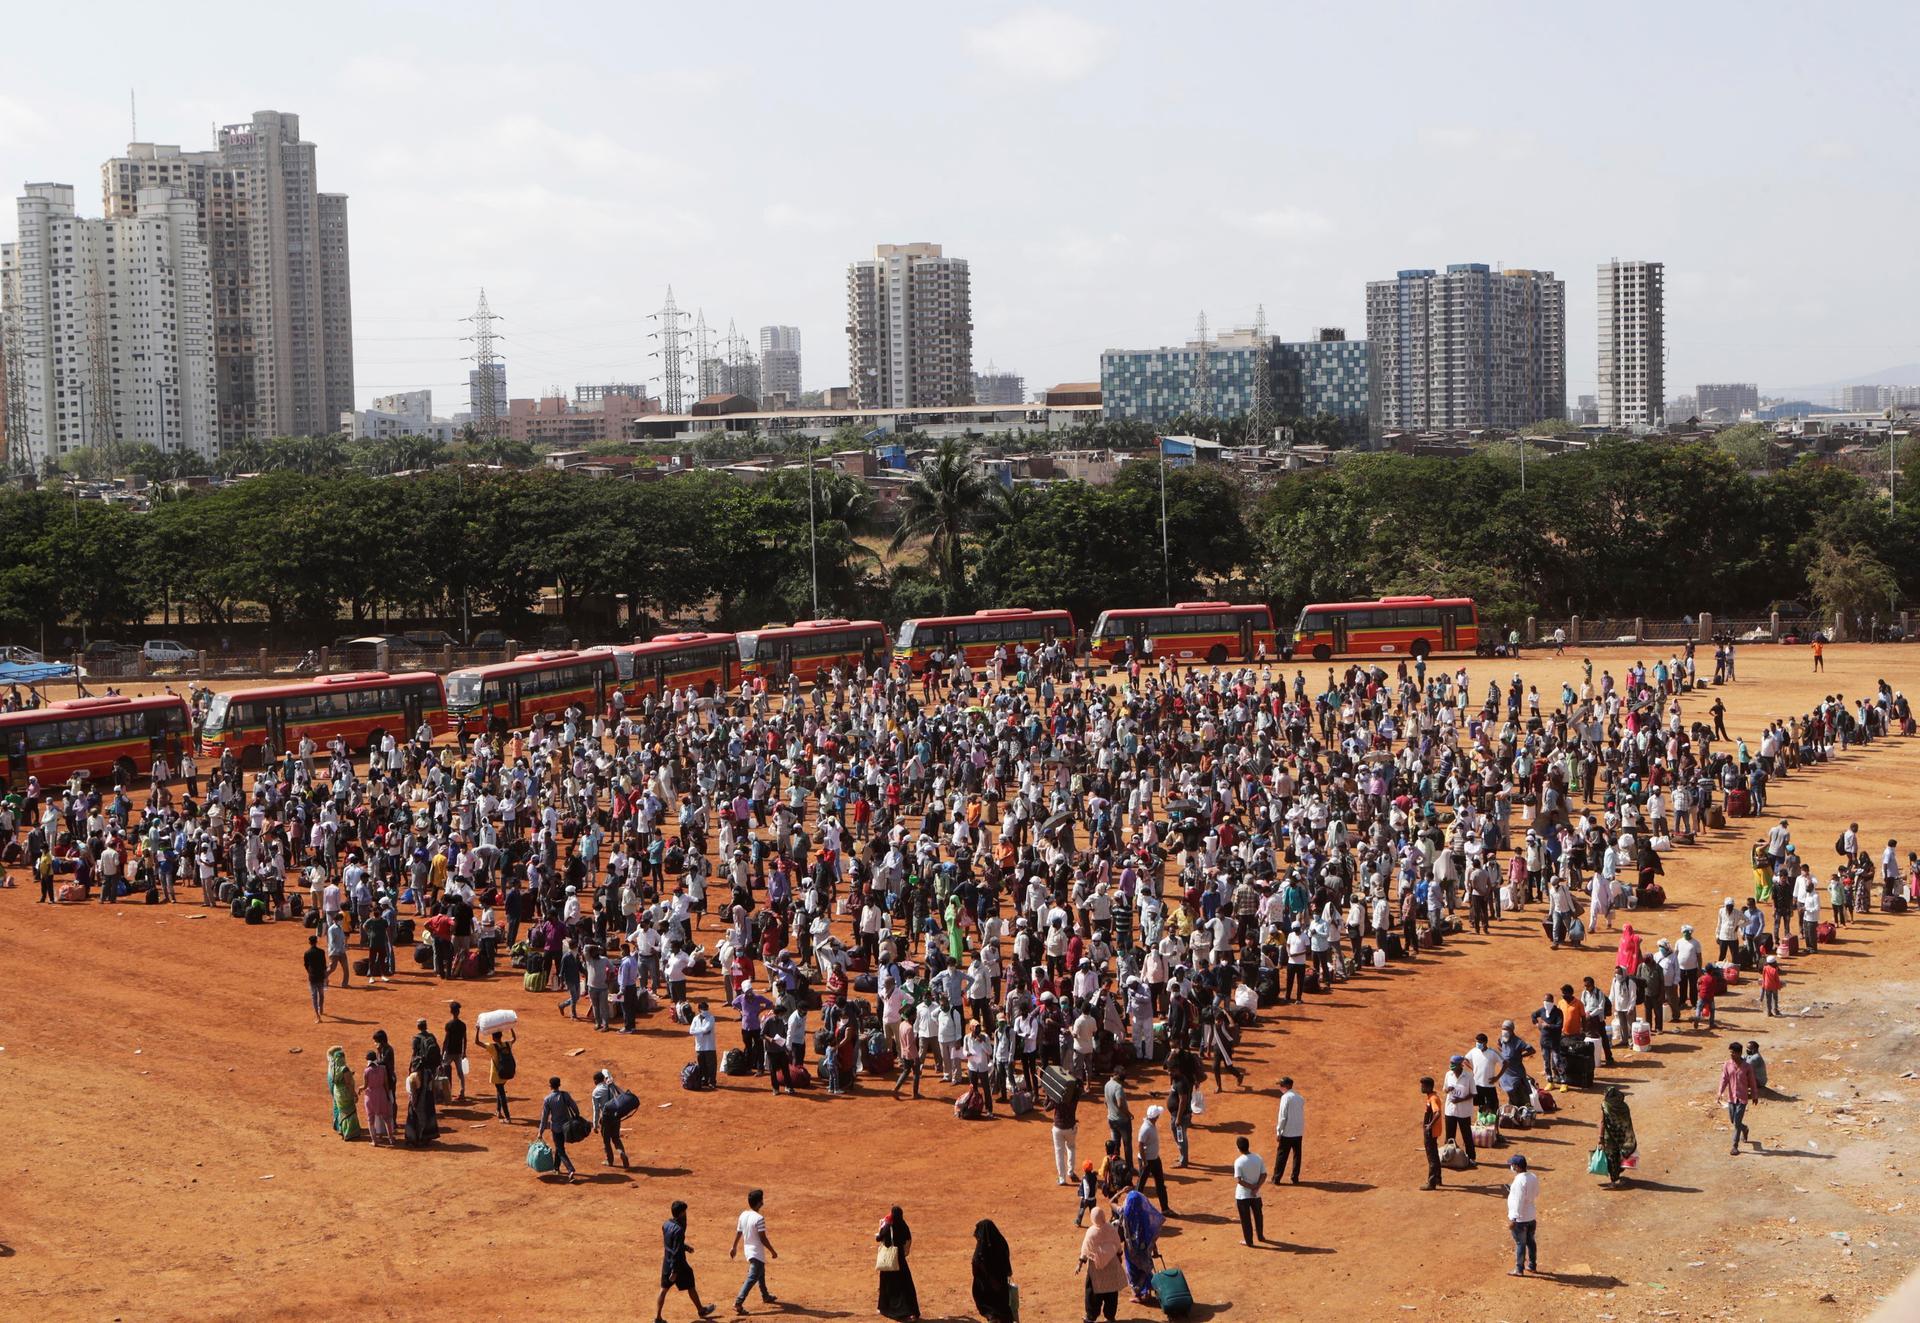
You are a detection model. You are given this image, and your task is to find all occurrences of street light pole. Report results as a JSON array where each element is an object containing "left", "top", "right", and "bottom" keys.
[
  {"left": 1158, "top": 436, "right": 1171, "bottom": 602},
  {"left": 808, "top": 445, "right": 819, "bottom": 618}
]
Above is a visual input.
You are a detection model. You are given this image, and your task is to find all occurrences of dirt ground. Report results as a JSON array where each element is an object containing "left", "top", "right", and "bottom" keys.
[{"left": 4, "top": 644, "right": 1919, "bottom": 1323}]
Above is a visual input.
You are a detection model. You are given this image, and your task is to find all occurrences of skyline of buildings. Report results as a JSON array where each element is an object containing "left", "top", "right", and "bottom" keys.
[
  {"left": 1364, "top": 264, "right": 1566, "bottom": 433},
  {"left": 1596, "top": 259, "right": 1664, "bottom": 431},
  {"left": 6, "top": 130, "right": 1911, "bottom": 470},
  {"left": 2, "top": 182, "right": 218, "bottom": 469},
  {"left": 846, "top": 242, "right": 973, "bottom": 409},
  {"left": 1, "top": 109, "right": 355, "bottom": 469}
]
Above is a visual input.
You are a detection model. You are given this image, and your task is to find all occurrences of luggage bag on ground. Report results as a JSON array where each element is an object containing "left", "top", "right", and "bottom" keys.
[{"left": 1151, "top": 1264, "right": 1192, "bottom": 1318}]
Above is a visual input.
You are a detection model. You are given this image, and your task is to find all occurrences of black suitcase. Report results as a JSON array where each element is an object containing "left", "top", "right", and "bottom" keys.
[
  {"left": 1563, "top": 1038, "right": 1595, "bottom": 1088},
  {"left": 395, "top": 918, "right": 415, "bottom": 945},
  {"left": 1380, "top": 932, "right": 1405, "bottom": 960}
]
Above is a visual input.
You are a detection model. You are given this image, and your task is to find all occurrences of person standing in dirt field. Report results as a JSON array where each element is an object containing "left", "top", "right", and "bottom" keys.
[
  {"left": 442, "top": 1002, "right": 468, "bottom": 1104},
  {"left": 1420, "top": 1076, "right": 1445, "bottom": 1190},
  {"left": 1506, "top": 1154, "right": 1540, "bottom": 1276},
  {"left": 1274, "top": 1076, "right": 1304, "bottom": 1184},
  {"left": 302, "top": 935, "right": 328, "bottom": 1022}
]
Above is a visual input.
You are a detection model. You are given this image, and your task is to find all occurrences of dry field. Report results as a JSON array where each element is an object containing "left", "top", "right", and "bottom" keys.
[{"left": 3, "top": 644, "right": 1918, "bottom": 1322}]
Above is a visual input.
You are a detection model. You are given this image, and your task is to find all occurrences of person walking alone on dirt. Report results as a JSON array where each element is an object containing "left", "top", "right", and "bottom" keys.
[
  {"left": 658, "top": 1199, "right": 717, "bottom": 1320},
  {"left": 1232, "top": 1135, "right": 1268, "bottom": 1246},
  {"left": 728, "top": 1187, "right": 780, "bottom": 1313},
  {"left": 1717, "top": 1041, "right": 1759, "bottom": 1154},
  {"left": 1506, "top": 1154, "right": 1540, "bottom": 1276},
  {"left": 1274, "top": 1076, "right": 1304, "bottom": 1184},
  {"left": 303, "top": 935, "right": 328, "bottom": 1022}
]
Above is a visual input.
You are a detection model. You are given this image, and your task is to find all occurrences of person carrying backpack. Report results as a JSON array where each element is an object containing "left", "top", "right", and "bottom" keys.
[{"left": 484, "top": 1028, "right": 517, "bottom": 1121}]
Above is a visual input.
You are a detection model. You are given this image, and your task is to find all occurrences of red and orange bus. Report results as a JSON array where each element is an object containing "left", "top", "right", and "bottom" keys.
[
  {"left": 602, "top": 632, "right": 739, "bottom": 702},
  {"left": 893, "top": 607, "right": 1074, "bottom": 672},
  {"left": 1090, "top": 601, "right": 1278, "bottom": 666},
  {"left": 1, "top": 693, "right": 192, "bottom": 788},
  {"left": 1291, "top": 595, "right": 1479, "bottom": 661},
  {"left": 445, "top": 650, "right": 616, "bottom": 733},
  {"left": 736, "top": 619, "right": 887, "bottom": 685},
  {"left": 199, "top": 671, "right": 446, "bottom": 763}
]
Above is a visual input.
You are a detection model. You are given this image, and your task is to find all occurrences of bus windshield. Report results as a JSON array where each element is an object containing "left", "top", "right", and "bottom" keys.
[
  {"left": 895, "top": 621, "right": 916, "bottom": 648},
  {"left": 203, "top": 692, "right": 230, "bottom": 732},
  {"left": 446, "top": 672, "right": 482, "bottom": 707},
  {"left": 735, "top": 633, "right": 760, "bottom": 663},
  {"left": 1091, "top": 611, "right": 1112, "bottom": 638}
]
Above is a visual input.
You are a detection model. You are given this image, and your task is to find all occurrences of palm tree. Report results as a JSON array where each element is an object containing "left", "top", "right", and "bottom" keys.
[
  {"left": 980, "top": 480, "right": 1043, "bottom": 530},
  {"left": 889, "top": 437, "right": 989, "bottom": 609}
]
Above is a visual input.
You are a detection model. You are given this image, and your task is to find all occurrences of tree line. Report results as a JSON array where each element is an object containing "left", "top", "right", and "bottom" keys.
[{"left": 0, "top": 437, "right": 1912, "bottom": 645}]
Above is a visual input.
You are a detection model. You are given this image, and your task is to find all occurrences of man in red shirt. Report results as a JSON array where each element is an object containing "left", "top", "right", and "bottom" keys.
[{"left": 1716, "top": 1041, "right": 1758, "bottom": 1153}]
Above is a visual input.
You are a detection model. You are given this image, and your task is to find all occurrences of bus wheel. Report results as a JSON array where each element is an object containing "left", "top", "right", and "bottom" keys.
[
  {"left": 115, "top": 755, "right": 138, "bottom": 786},
  {"left": 1312, "top": 644, "right": 1332, "bottom": 662},
  {"left": 1410, "top": 638, "right": 1431, "bottom": 660},
  {"left": 1206, "top": 644, "right": 1228, "bottom": 666}
]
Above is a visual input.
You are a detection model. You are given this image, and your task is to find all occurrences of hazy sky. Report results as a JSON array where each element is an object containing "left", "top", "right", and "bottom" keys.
[{"left": 5, "top": 1, "right": 1917, "bottom": 411}]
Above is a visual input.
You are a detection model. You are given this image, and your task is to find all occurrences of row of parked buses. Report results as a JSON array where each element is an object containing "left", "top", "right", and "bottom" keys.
[{"left": 1, "top": 597, "right": 1480, "bottom": 784}]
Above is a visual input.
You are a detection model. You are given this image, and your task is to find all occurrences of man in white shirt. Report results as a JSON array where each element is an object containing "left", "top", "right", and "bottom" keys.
[
  {"left": 1231, "top": 1135, "right": 1267, "bottom": 1246},
  {"left": 1506, "top": 1154, "right": 1540, "bottom": 1275},
  {"left": 1467, "top": 1033, "right": 1502, "bottom": 1117},
  {"left": 728, "top": 1187, "right": 779, "bottom": 1311},
  {"left": 689, "top": 1001, "right": 718, "bottom": 1088},
  {"left": 1273, "top": 1077, "right": 1304, "bottom": 1184},
  {"left": 1443, "top": 1055, "right": 1478, "bottom": 1165}
]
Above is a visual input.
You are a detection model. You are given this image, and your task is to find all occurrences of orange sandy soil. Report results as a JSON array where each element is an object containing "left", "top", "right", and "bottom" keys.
[{"left": 4, "top": 646, "right": 1919, "bottom": 1323}]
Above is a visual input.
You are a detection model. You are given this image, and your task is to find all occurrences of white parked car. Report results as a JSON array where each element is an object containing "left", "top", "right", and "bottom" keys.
[{"left": 142, "top": 639, "right": 196, "bottom": 664}]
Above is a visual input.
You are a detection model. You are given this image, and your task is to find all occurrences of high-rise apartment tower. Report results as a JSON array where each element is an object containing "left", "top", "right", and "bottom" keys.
[
  {"left": 1596, "top": 259, "right": 1664, "bottom": 430},
  {"left": 846, "top": 243, "right": 972, "bottom": 408}
]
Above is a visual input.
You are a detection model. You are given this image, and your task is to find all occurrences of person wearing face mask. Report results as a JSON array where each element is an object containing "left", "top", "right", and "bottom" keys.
[{"left": 1530, "top": 993, "right": 1565, "bottom": 1090}]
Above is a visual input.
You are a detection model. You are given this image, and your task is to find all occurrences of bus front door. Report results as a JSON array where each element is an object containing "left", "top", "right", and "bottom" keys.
[
  {"left": 4, "top": 730, "right": 26, "bottom": 789},
  {"left": 592, "top": 667, "right": 607, "bottom": 714},
  {"left": 264, "top": 706, "right": 286, "bottom": 762},
  {"left": 1331, "top": 616, "right": 1349, "bottom": 655},
  {"left": 1239, "top": 616, "right": 1255, "bottom": 660},
  {"left": 1441, "top": 614, "right": 1458, "bottom": 652},
  {"left": 402, "top": 687, "right": 425, "bottom": 739}
]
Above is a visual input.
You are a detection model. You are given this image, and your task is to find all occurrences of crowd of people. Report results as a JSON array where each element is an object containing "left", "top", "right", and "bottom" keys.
[{"left": 5, "top": 633, "right": 1914, "bottom": 1313}]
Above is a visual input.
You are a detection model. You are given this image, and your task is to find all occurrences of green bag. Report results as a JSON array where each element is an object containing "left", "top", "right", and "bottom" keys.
[{"left": 1588, "top": 1146, "right": 1609, "bottom": 1175}]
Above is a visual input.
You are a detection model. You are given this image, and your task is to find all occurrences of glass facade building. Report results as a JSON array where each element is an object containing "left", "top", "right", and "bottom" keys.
[{"left": 1101, "top": 333, "right": 1371, "bottom": 438}]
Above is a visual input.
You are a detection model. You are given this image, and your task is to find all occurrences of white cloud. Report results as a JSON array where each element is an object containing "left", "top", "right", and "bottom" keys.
[
  {"left": 1225, "top": 206, "right": 1334, "bottom": 241},
  {"left": 966, "top": 8, "right": 1115, "bottom": 83}
]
